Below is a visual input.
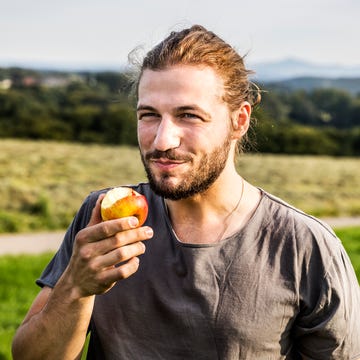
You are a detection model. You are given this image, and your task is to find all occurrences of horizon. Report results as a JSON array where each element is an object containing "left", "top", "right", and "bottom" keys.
[
  {"left": 2, "top": 57, "right": 360, "bottom": 83},
  {"left": 1, "top": 56, "right": 360, "bottom": 70}
]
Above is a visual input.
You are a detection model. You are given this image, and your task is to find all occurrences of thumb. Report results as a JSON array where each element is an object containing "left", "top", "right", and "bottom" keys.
[{"left": 87, "top": 193, "right": 106, "bottom": 227}]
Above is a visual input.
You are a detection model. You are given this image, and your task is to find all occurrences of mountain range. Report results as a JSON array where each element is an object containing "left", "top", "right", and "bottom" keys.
[
  {"left": 249, "top": 58, "right": 360, "bottom": 82},
  {"left": 244, "top": 58, "right": 360, "bottom": 95},
  {"left": 1, "top": 57, "right": 360, "bottom": 80},
  {"left": 1, "top": 57, "right": 360, "bottom": 95}
]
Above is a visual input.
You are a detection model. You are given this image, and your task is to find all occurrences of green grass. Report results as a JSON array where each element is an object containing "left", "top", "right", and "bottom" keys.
[
  {"left": 1, "top": 139, "right": 360, "bottom": 234},
  {"left": 237, "top": 153, "right": 360, "bottom": 217},
  {"left": 0, "top": 253, "right": 53, "bottom": 360},
  {"left": 335, "top": 227, "right": 360, "bottom": 281},
  {"left": 1, "top": 139, "right": 359, "bottom": 359},
  {"left": 0, "top": 139, "right": 147, "bottom": 233},
  {"left": 0, "top": 227, "right": 359, "bottom": 359}
]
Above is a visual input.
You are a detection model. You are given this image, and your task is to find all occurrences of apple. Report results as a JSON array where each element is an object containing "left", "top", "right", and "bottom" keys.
[{"left": 100, "top": 187, "right": 148, "bottom": 226}]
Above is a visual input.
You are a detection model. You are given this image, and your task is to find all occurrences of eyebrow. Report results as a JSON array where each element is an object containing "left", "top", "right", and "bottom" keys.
[{"left": 136, "top": 105, "right": 157, "bottom": 112}]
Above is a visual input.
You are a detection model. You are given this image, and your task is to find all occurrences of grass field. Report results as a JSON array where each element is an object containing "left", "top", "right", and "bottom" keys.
[
  {"left": 0, "top": 253, "right": 53, "bottom": 360},
  {"left": 1, "top": 139, "right": 360, "bottom": 233},
  {"left": 1, "top": 139, "right": 359, "bottom": 358},
  {"left": 0, "top": 226, "right": 359, "bottom": 360}
]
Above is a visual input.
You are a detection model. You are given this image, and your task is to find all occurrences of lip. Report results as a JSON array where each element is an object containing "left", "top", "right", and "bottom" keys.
[{"left": 150, "top": 158, "right": 185, "bottom": 171}]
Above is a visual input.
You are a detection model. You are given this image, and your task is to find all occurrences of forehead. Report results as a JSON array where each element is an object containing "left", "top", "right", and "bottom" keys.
[{"left": 138, "top": 65, "right": 225, "bottom": 105}]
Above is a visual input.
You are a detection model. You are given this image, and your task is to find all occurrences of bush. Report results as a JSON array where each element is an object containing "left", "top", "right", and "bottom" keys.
[{"left": 0, "top": 212, "right": 20, "bottom": 233}]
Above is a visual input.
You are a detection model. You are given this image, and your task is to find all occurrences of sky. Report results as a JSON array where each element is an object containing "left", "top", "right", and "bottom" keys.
[{"left": 1, "top": 0, "right": 360, "bottom": 70}]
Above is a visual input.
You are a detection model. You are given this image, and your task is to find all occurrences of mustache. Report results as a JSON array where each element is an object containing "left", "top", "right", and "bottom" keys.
[{"left": 144, "top": 149, "right": 192, "bottom": 162}]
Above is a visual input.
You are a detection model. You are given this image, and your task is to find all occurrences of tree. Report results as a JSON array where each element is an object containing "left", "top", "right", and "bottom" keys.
[{"left": 311, "top": 88, "right": 353, "bottom": 128}]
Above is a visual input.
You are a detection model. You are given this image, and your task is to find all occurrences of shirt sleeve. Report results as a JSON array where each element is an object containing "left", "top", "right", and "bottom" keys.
[
  {"left": 294, "top": 237, "right": 360, "bottom": 359},
  {"left": 36, "top": 191, "right": 100, "bottom": 288}
]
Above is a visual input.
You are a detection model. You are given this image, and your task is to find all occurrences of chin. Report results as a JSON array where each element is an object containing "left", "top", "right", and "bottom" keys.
[{"left": 147, "top": 177, "right": 182, "bottom": 200}]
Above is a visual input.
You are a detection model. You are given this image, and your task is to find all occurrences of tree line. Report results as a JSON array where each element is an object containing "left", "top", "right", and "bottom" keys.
[{"left": 0, "top": 67, "right": 359, "bottom": 156}]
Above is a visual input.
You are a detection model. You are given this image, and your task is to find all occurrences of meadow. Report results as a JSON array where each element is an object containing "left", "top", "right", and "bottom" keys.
[
  {"left": 0, "top": 253, "right": 53, "bottom": 360},
  {"left": 1, "top": 139, "right": 360, "bottom": 234},
  {"left": 0, "top": 138, "right": 360, "bottom": 359}
]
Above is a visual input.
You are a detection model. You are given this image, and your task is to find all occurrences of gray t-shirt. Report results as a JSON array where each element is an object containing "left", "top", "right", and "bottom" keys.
[{"left": 37, "top": 183, "right": 360, "bottom": 359}]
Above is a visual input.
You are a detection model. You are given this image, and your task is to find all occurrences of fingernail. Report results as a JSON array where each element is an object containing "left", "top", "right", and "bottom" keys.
[
  {"left": 145, "top": 228, "right": 153, "bottom": 237},
  {"left": 129, "top": 217, "right": 139, "bottom": 227}
]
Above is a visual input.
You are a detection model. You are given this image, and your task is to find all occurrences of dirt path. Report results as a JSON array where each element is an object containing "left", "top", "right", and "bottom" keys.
[
  {"left": 0, "top": 231, "right": 65, "bottom": 255},
  {"left": 320, "top": 216, "right": 360, "bottom": 229},
  {"left": 1, "top": 217, "right": 360, "bottom": 256}
]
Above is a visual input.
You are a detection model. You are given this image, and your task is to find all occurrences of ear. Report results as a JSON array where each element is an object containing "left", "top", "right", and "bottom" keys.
[{"left": 231, "top": 101, "right": 251, "bottom": 139}]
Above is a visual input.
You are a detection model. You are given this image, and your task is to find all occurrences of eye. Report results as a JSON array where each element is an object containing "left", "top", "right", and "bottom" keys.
[
  {"left": 179, "top": 113, "right": 202, "bottom": 121},
  {"left": 138, "top": 112, "right": 160, "bottom": 121},
  {"left": 182, "top": 113, "right": 197, "bottom": 118}
]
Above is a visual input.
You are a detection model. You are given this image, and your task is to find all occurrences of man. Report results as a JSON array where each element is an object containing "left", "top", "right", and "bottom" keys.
[{"left": 12, "top": 25, "right": 360, "bottom": 359}]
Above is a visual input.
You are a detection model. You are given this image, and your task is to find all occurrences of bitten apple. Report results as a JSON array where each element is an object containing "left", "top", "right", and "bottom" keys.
[{"left": 100, "top": 187, "right": 148, "bottom": 226}]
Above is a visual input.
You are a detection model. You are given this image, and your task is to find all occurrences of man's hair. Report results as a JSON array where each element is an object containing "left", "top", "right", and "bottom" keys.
[{"left": 130, "top": 24, "right": 261, "bottom": 112}]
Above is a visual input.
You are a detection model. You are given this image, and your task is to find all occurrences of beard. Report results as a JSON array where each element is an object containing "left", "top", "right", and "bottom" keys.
[{"left": 140, "top": 135, "right": 232, "bottom": 200}]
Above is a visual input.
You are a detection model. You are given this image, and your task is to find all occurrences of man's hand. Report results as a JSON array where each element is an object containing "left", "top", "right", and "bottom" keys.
[
  {"left": 12, "top": 193, "right": 153, "bottom": 360},
  {"left": 65, "top": 194, "right": 153, "bottom": 298}
]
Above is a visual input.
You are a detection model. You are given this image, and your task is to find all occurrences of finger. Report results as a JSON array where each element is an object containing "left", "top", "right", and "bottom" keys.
[
  {"left": 87, "top": 193, "right": 106, "bottom": 227},
  {"left": 88, "top": 226, "right": 153, "bottom": 257},
  {"left": 99, "top": 241, "right": 146, "bottom": 268},
  {"left": 88, "top": 216, "right": 142, "bottom": 243},
  {"left": 100, "top": 257, "right": 141, "bottom": 283},
  {"left": 77, "top": 215, "right": 140, "bottom": 246}
]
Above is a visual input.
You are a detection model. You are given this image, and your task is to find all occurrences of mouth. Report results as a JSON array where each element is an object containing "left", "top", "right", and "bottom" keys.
[
  {"left": 150, "top": 157, "right": 186, "bottom": 171},
  {"left": 143, "top": 149, "right": 193, "bottom": 174}
]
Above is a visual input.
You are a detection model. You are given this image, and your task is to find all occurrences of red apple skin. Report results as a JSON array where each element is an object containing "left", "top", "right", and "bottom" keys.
[{"left": 101, "top": 189, "right": 148, "bottom": 226}]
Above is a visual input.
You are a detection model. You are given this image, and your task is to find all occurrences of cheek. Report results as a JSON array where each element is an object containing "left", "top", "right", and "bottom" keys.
[
  {"left": 137, "top": 123, "right": 154, "bottom": 149},
  {"left": 201, "top": 124, "right": 231, "bottom": 148}
]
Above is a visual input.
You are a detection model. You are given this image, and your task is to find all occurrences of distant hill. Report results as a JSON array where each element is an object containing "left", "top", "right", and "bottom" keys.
[
  {"left": 3, "top": 57, "right": 360, "bottom": 81},
  {"left": 250, "top": 58, "right": 360, "bottom": 82},
  {"left": 246, "top": 58, "right": 360, "bottom": 95},
  {"left": 263, "top": 77, "right": 360, "bottom": 95},
  {"left": 2, "top": 59, "right": 360, "bottom": 96}
]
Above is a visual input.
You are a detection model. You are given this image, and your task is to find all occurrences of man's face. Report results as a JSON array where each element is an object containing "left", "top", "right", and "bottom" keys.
[{"left": 137, "top": 65, "right": 234, "bottom": 200}]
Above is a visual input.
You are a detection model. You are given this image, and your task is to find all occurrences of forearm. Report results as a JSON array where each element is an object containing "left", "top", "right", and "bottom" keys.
[
  {"left": 12, "top": 280, "right": 95, "bottom": 360},
  {"left": 12, "top": 199, "right": 153, "bottom": 359}
]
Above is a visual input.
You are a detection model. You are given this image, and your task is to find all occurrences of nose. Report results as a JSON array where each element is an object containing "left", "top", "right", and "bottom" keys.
[{"left": 153, "top": 116, "right": 181, "bottom": 152}]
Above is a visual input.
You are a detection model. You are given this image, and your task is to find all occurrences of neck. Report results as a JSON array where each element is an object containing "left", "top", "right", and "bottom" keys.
[{"left": 165, "top": 169, "right": 257, "bottom": 244}]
